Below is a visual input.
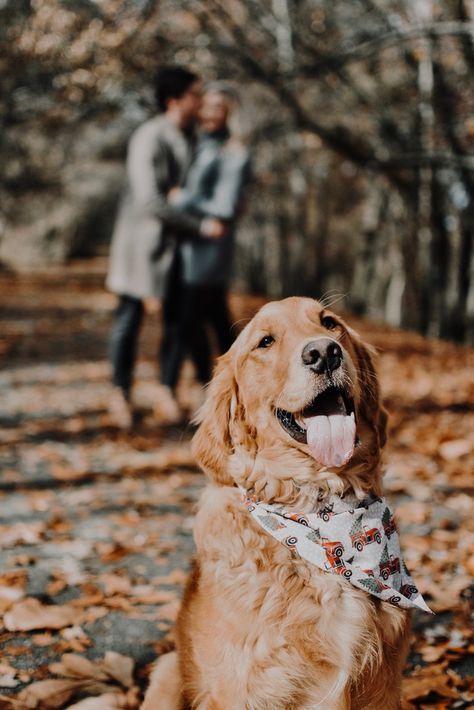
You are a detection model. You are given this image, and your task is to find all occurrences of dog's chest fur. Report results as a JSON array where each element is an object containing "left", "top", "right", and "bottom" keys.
[{"left": 183, "top": 485, "right": 409, "bottom": 709}]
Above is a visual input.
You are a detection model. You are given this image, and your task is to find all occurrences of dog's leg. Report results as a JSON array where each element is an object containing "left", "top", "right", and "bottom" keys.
[{"left": 141, "top": 651, "right": 184, "bottom": 710}]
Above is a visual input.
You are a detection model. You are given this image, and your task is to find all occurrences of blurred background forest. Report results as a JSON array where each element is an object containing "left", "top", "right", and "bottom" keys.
[{"left": 1, "top": 0, "right": 474, "bottom": 342}]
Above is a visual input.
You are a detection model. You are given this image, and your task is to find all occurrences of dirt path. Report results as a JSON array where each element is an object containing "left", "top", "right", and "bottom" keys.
[{"left": 0, "top": 259, "right": 473, "bottom": 708}]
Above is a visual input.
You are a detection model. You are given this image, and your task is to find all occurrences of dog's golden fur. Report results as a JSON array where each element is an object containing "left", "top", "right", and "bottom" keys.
[{"left": 142, "top": 298, "right": 410, "bottom": 710}]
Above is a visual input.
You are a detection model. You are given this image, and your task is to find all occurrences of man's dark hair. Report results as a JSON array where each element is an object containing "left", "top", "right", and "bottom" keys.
[{"left": 154, "top": 65, "right": 199, "bottom": 112}]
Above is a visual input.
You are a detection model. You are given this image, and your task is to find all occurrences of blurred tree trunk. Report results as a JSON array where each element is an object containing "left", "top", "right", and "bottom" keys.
[
  {"left": 430, "top": 172, "right": 451, "bottom": 337},
  {"left": 413, "top": 0, "right": 435, "bottom": 335},
  {"left": 400, "top": 191, "right": 422, "bottom": 331},
  {"left": 456, "top": 215, "right": 473, "bottom": 341}
]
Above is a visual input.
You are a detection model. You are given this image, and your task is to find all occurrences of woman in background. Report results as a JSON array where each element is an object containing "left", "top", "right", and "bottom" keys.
[{"left": 166, "top": 83, "right": 251, "bottom": 413}]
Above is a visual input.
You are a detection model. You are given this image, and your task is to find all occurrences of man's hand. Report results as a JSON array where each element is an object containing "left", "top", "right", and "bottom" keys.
[
  {"left": 144, "top": 298, "right": 161, "bottom": 314},
  {"left": 168, "top": 187, "right": 182, "bottom": 204},
  {"left": 200, "top": 218, "right": 227, "bottom": 239}
]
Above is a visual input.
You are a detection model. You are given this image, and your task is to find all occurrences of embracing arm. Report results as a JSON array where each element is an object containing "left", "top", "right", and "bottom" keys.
[
  {"left": 127, "top": 124, "right": 203, "bottom": 235},
  {"left": 173, "top": 149, "right": 251, "bottom": 222}
]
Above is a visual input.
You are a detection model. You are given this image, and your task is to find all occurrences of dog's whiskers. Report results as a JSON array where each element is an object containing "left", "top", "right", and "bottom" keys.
[
  {"left": 230, "top": 317, "right": 251, "bottom": 334},
  {"left": 317, "top": 290, "right": 348, "bottom": 310},
  {"left": 353, "top": 366, "right": 379, "bottom": 385}
]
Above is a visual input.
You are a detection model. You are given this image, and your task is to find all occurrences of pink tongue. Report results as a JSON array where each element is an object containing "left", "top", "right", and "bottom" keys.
[{"left": 305, "top": 414, "right": 356, "bottom": 468}]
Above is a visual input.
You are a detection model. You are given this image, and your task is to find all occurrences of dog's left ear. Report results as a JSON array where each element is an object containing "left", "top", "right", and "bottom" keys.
[
  {"left": 191, "top": 351, "right": 237, "bottom": 485},
  {"left": 348, "top": 331, "right": 388, "bottom": 448}
]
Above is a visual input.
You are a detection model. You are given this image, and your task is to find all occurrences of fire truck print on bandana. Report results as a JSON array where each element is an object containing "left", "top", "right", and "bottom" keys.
[{"left": 243, "top": 491, "right": 432, "bottom": 613}]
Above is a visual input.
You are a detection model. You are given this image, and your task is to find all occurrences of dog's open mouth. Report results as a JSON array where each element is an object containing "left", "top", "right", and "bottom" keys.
[{"left": 276, "top": 386, "right": 356, "bottom": 468}]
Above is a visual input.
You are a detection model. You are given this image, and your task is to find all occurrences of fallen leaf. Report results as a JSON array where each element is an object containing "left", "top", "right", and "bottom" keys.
[
  {"left": 419, "top": 644, "right": 449, "bottom": 663},
  {"left": 79, "top": 606, "right": 109, "bottom": 624},
  {"left": 5, "top": 645, "right": 30, "bottom": 658},
  {"left": 100, "top": 652, "right": 134, "bottom": 689},
  {"left": 4, "top": 598, "right": 78, "bottom": 631},
  {"left": 100, "top": 575, "right": 131, "bottom": 597},
  {"left": 49, "top": 654, "right": 109, "bottom": 682},
  {"left": 16, "top": 679, "right": 87, "bottom": 709},
  {"left": 402, "top": 674, "right": 459, "bottom": 701},
  {"left": 438, "top": 438, "right": 473, "bottom": 460},
  {"left": 0, "top": 666, "right": 19, "bottom": 688},
  {"left": 69, "top": 594, "right": 104, "bottom": 609},
  {"left": 465, "top": 554, "right": 474, "bottom": 576},
  {"left": 61, "top": 627, "right": 89, "bottom": 642},
  {"left": 0, "top": 586, "right": 25, "bottom": 602},
  {"left": 0, "top": 522, "right": 45, "bottom": 548},
  {"left": 151, "top": 570, "right": 188, "bottom": 586},
  {"left": 129, "top": 590, "right": 176, "bottom": 605},
  {"left": 32, "top": 633, "right": 54, "bottom": 647},
  {"left": 49, "top": 464, "right": 89, "bottom": 481},
  {"left": 65, "top": 692, "right": 128, "bottom": 709},
  {"left": 155, "top": 600, "right": 180, "bottom": 622},
  {"left": 0, "top": 662, "right": 18, "bottom": 676},
  {"left": 46, "top": 579, "right": 67, "bottom": 597},
  {"left": 396, "top": 502, "right": 430, "bottom": 524}
]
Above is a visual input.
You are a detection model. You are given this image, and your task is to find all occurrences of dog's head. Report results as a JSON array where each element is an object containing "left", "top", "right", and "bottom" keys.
[{"left": 192, "top": 298, "right": 387, "bottom": 503}]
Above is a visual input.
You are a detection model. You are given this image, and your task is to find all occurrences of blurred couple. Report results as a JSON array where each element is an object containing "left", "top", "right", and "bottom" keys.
[{"left": 106, "top": 66, "right": 251, "bottom": 428}]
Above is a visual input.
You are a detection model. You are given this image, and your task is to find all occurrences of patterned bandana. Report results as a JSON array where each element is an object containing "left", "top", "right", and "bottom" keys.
[{"left": 242, "top": 490, "right": 432, "bottom": 613}]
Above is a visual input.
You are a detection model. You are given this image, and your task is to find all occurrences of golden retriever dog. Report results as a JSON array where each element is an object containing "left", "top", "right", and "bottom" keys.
[{"left": 142, "top": 297, "right": 411, "bottom": 710}]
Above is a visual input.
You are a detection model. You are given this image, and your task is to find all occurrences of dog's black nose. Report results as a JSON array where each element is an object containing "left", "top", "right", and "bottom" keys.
[{"left": 301, "top": 339, "right": 342, "bottom": 374}]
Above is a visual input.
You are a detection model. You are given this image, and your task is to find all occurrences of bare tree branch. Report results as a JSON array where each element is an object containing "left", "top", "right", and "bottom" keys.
[{"left": 297, "top": 22, "right": 474, "bottom": 77}]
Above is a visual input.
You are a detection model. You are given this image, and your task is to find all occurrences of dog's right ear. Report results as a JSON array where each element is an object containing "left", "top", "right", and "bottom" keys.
[{"left": 191, "top": 351, "right": 237, "bottom": 486}]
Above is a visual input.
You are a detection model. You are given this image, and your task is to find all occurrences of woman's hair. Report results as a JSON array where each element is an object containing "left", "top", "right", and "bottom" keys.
[
  {"left": 154, "top": 65, "right": 199, "bottom": 112},
  {"left": 204, "top": 81, "right": 248, "bottom": 143}
]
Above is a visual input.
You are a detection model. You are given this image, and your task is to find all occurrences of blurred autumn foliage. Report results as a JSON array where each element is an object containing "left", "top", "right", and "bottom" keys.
[
  {"left": 1, "top": 0, "right": 473, "bottom": 340},
  {"left": 0, "top": 259, "right": 473, "bottom": 707}
]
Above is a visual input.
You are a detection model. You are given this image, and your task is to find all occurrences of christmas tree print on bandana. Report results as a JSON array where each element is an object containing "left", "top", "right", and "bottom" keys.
[{"left": 243, "top": 490, "right": 432, "bottom": 613}]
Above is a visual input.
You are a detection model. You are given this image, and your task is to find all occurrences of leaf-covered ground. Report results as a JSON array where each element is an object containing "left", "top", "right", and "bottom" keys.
[{"left": 0, "top": 259, "right": 473, "bottom": 709}]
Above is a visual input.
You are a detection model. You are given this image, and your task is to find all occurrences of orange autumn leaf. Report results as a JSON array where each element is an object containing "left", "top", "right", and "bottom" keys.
[
  {"left": 4, "top": 598, "right": 78, "bottom": 632},
  {"left": 402, "top": 674, "right": 459, "bottom": 701},
  {"left": 16, "top": 679, "right": 90, "bottom": 709}
]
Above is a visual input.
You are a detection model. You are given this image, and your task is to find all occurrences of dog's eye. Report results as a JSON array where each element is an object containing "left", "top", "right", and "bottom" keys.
[
  {"left": 321, "top": 315, "right": 338, "bottom": 330},
  {"left": 257, "top": 335, "right": 275, "bottom": 348}
]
